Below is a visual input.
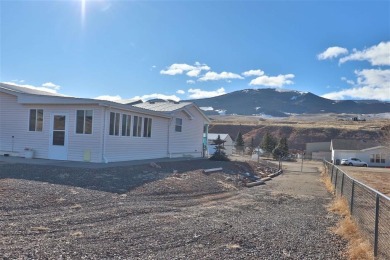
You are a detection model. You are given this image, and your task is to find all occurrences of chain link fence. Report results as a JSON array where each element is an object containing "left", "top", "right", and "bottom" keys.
[{"left": 323, "top": 161, "right": 390, "bottom": 259}]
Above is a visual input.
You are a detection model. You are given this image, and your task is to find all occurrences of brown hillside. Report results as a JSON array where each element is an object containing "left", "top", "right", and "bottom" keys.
[{"left": 209, "top": 123, "right": 385, "bottom": 150}]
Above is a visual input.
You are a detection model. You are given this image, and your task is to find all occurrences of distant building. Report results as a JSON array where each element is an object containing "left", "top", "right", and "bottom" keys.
[
  {"left": 206, "top": 133, "right": 234, "bottom": 156},
  {"left": 330, "top": 139, "right": 389, "bottom": 167},
  {"left": 305, "top": 142, "right": 331, "bottom": 161}
]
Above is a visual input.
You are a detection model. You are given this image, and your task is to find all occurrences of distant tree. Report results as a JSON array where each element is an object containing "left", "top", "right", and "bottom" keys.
[
  {"left": 235, "top": 132, "right": 245, "bottom": 154},
  {"left": 248, "top": 137, "right": 256, "bottom": 155},
  {"left": 261, "top": 132, "right": 277, "bottom": 154},
  {"left": 210, "top": 135, "right": 229, "bottom": 161},
  {"left": 272, "top": 137, "right": 289, "bottom": 160}
]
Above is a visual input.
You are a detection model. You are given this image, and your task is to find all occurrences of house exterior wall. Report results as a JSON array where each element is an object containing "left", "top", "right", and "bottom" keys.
[
  {"left": 0, "top": 93, "right": 104, "bottom": 162},
  {"left": 332, "top": 150, "right": 357, "bottom": 164},
  {"left": 103, "top": 107, "right": 169, "bottom": 162},
  {"left": 1, "top": 92, "right": 207, "bottom": 162},
  {"left": 306, "top": 142, "right": 331, "bottom": 153},
  {"left": 312, "top": 151, "right": 331, "bottom": 161},
  {"left": 332, "top": 147, "right": 390, "bottom": 167},
  {"left": 359, "top": 147, "right": 390, "bottom": 167},
  {"left": 168, "top": 106, "right": 205, "bottom": 158}
]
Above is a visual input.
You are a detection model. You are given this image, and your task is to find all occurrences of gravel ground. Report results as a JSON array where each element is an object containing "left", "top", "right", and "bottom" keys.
[{"left": 0, "top": 158, "right": 346, "bottom": 259}]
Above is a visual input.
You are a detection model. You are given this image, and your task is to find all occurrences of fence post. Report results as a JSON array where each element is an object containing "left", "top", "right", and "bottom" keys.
[
  {"left": 350, "top": 180, "right": 355, "bottom": 214},
  {"left": 334, "top": 168, "right": 338, "bottom": 191},
  {"left": 341, "top": 172, "right": 344, "bottom": 196},
  {"left": 374, "top": 194, "right": 380, "bottom": 257},
  {"left": 331, "top": 165, "right": 334, "bottom": 182}
]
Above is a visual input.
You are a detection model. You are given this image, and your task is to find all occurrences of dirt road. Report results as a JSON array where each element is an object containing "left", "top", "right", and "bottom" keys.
[{"left": 0, "top": 159, "right": 346, "bottom": 259}]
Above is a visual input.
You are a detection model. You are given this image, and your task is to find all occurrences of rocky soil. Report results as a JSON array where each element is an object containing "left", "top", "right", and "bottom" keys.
[{"left": 0, "top": 159, "right": 346, "bottom": 259}]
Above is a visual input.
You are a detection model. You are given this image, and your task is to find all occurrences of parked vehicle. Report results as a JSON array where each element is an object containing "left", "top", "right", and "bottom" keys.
[{"left": 340, "top": 158, "right": 368, "bottom": 167}]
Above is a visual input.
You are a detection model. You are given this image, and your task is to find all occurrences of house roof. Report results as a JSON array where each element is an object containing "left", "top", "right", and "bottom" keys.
[
  {"left": 207, "top": 133, "right": 231, "bottom": 141},
  {"left": 134, "top": 101, "right": 192, "bottom": 112},
  {"left": 331, "top": 139, "right": 380, "bottom": 150},
  {"left": 134, "top": 100, "right": 211, "bottom": 123},
  {"left": 0, "top": 82, "right": 66, "bottom": 97},
  {"left": 0, "top": 83, "right": 170, "bottom": 119}
]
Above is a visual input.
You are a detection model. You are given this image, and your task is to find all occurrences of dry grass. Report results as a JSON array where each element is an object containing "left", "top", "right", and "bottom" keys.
[
  {"left": 320, "top": 168, "right": 335, "bottom": 194},
  {"left": 226, "top": 244, "right": 241, "bottom": 250},
  {"left": 70, "top": 231, "right": 83, "bottom": 237},
  {"left": 70, "top": 204, "right": 82, "bottom": 210},
  {"left": 323, "top": 171, "right": 374, "bottom": 260},
  {"left": 30, "top": 226, "right": 50, "bottom": 232}
]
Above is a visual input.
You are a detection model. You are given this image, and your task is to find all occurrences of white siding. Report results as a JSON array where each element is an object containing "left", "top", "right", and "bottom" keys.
[
  {"left": 1, "top": 93, "right": 208, "bottom": 163},
  {"left": 169, "top": 106, "right": 205, "bottom": 158},
  {"left": 103, "top": 108, "right": 169, "bottom": 162},
  {"left": 0, "top": 93, "right": 104, "bottom": 162}
]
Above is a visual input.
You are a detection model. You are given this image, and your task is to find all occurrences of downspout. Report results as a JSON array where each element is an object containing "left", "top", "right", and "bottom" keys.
[{"left": 204, "top": 123, "right": 209, "bottom": 157}]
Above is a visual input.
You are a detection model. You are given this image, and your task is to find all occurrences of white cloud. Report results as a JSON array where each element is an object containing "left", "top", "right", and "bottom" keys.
[
  {"left": 339, "top": 41, "right": 390, "bottom": 66},
  {"left": 186, "top": 80, "right": 196, "bottom": 84},
  {"left": 95, "top": 93, "right": 181, "bottom": 103},
  {"left": 160, "top": 62, "right": 210, "bottom": 77},
  {"left": 249, "top": 74, "right": 295, "bottom": 87},
  {"left": 341, "top": 77, "right": 355, "bottom": 86},
  {"left": 94, "top": 95, "right": 123, "bottom": 102},
  {"left": 198, "top": 71, "right": 244, "bottom": 81},
  {"left": 2, "top": 81, "right": 61, "bottom": 94},
  {"left": 176, "top": 89, "right": 185, "bottom": 94},
  {"left": 42, "top": 82, "right": 61, "bottom": 90},
  {"left": 322, "top": 69, "right": 390, "bottom": 101},
  {"left": 317, "top": 46, "right": 349, "bottom": 60},
  {"left": 242, "top": 69, "right": 265, "bottom": 77},
  {"left": 187, "top": 87, "right": 226, "bottom": 99}
]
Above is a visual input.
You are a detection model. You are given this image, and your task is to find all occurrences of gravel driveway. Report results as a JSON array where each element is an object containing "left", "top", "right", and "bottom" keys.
[{"left": 0, "top": 158, "right": 346, "bottom": 259}]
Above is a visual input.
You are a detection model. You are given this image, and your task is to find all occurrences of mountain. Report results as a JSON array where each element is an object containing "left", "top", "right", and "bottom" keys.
[{"left": 187, "top": 89, "right": 390, "bottom": 116}]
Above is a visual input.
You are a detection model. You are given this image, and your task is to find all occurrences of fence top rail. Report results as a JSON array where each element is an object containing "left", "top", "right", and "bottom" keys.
[{"left": 324, "top": 160, "right": 390, "bottom": 201}]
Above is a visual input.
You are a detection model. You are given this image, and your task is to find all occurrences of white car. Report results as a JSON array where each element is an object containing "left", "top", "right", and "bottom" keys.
[{"left": 340, "top": 158, "right": 368, "bottom": 167}]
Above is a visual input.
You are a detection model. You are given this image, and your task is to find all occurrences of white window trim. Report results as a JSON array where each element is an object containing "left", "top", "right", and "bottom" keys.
[
  {"left": 28, "top": 109, "right": 44, "bottom": 132},
  {"left": 75, "top": 109, "right": 93, "bottom": 135}
]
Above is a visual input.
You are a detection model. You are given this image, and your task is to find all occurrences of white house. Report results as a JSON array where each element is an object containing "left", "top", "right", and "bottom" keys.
[
  {"left": 0, "top": 83, "right": 210, "bottom": 163},
  {"left": 330, "top": 139, "right": 390, "bottom": 167},
  {"left": 206, "top": 133, "right": 234, "bottom": 156}
]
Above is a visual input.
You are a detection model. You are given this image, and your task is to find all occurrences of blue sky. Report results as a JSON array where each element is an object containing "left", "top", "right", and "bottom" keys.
[{"left": 1, "top": 0, "right": 389, "bottom": 102}]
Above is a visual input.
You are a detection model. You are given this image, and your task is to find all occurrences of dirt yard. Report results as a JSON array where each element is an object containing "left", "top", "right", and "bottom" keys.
[
  {"left": 0, "top": 158, "right": 346, "bottom": 259},
  {"left": 339, "top": 166, "right": 390, "bottom": 196}
]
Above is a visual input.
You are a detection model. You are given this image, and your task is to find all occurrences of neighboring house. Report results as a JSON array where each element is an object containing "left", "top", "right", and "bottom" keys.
[
  {"left": 0, "top": 83, "right": 210, "bottom": 163},
  {"left": 305, "top": 141, "right": 331, "bottom": 161},
  {"left": 330, "top": 139, "right": 390, "bottom": 167},
  {"left": 206, "top": 133, "right": 233, "bottom": 156}
]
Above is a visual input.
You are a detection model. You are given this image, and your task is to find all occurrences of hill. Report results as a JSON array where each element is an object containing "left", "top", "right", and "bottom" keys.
[
  {"left": 188, "top": 89, "right": 390, "bottom": 117},
  {"left": 208, "top": 114, "right": 389, "bottom": 150}
]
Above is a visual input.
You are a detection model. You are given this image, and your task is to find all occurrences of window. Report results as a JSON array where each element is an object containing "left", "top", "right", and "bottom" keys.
[
  {"left": 143, "top": 118, "right": 152, "bottom": 137},
  {"left": 133, "top": 116, "right": 142, "bottom": 137},
  {"left": 76, "top": 110, "right": 93, "bottom": 134},
  {"left": 370, "top": 154, "right": 386, "bottom": 163},
  {"left": 122, "top": 114, "right": 131, "bottom": 136},
  {"left": 109, "top": 112, "right": 120, "bottom": 136},
  {"left": 29, "top": 109, "right": 43, "bottom": 131},
  {"left": 175, "top": 118, "right": 182, "bottom": 132}
]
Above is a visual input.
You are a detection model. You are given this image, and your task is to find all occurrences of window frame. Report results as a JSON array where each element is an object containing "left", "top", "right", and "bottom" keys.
[
  {"left": 143, "top": 117, "right": 152, "bottom": 138},
  {"left": 29, "top": 109, "right": 43, "bottom": 132},
  {"left": 122, "top": 114, "right": 131, "bottom": 137},
  {"left": 109, "top": 112, "right": 120, "bottom": 136},
  {"left": 76, "top": 110, "right": 93, "bottom": 134},
  {"left": 133, "top": 115, "right": 143, "bottom": 137},
  {"left": 175, "top": 118, "right": 182, "bottom": 132}
]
